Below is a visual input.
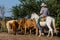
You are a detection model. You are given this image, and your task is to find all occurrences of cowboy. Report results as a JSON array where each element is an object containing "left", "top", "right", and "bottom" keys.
[{"left": 38, "top": 2, "right": 50, "bottom": 24}]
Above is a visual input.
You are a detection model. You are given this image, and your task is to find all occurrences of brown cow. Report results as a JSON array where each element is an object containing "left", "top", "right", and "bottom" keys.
[
  {"left": 6, "top": 20, "right": 19, "bottom": 35},
  {"left": 18, "top": 18, "right": 38, "bottom": 36}
]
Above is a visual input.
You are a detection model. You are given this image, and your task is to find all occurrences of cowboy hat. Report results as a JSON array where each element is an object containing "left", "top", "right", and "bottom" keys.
[{"left": 41, "top": 3, "right": 47, "bottom": 6}]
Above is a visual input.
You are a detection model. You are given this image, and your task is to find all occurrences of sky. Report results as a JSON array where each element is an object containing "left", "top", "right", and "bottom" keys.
[{"left": 0, "top": 0, "right": 20, "bottom": 17}]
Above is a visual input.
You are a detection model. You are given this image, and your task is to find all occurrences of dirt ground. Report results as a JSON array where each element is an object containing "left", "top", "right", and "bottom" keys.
[{"left": 0, "top": 32, "right": 60, "bottom": 40}]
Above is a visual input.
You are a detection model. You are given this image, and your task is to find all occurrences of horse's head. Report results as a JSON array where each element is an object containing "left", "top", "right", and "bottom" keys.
[{"left": 31, "top": 13, "right": 39, "bottom": 22}]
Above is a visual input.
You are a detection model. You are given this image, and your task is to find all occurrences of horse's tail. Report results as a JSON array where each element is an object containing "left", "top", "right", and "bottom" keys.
[{"left": 52, "top": 18, "right": 57, "bottom": 33}]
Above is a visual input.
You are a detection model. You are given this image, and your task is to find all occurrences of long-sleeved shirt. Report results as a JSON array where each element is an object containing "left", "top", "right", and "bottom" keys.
[{"left": 40, "top": 7, "right": 50, "bottom": 17}]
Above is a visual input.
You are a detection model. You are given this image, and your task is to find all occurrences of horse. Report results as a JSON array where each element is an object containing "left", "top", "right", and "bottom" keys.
[
  {"left": 18, "top": 18, "right": 38, "bottom": 35},
  {"left": 31, "top": 13, "right": 57, "bottom": 37},
  {"left": 6, "top": 20, "right": 19, "bottom": 35}
]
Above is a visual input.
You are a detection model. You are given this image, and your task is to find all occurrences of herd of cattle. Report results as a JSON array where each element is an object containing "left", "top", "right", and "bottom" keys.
[{"left": 6, "top": 18, "right": 38, "bottom": 35}]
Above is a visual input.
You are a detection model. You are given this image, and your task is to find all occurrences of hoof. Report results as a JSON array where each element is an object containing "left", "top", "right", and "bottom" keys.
[
  {"left": 47, "top": 35, "right": 49, "bottom": 37},
  {"left": 38, "top": 35, "right": 41, "bottom": 37}
]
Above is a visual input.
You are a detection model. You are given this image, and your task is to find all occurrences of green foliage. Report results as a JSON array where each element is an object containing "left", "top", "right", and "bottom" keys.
[
  {"left": 11, "top": 0, "right": 41, "bottom": 18},
  {"left": 11, "top": 5, "right": 20, "bottom": 19},
  {"left": 46, "top": 0, "right": 60, "bottom": 27},
  {"left": 46, "top": 0, "right": 57, "bottom": 17},
  {"left": 5, "top": 17, "right": 13, "bottom": 21}
]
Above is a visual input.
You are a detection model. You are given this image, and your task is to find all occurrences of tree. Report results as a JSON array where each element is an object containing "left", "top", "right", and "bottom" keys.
[
  {"left": 11, "top": 5, "right": 20, "bottom": 19},
  {"left": 0, "top": 5, "right": 5, "bottom": 21},
  {"left": 0, "top": 5, "right": 5, "bottom": 31}
]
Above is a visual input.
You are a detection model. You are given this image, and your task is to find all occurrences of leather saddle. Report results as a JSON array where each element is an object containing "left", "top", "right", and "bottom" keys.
[{"left": 40, "top": 16, "right": 46, "bottom": 22}]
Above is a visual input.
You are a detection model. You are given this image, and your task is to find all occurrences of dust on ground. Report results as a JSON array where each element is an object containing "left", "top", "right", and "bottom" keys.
[{"left": 0, "top": 32, "right": 60, "bottom": 40}]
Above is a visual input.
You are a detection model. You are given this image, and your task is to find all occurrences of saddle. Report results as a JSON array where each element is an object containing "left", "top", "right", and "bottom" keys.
[{"left": 40, "top": 16, "right": 46, "bottom": 22}]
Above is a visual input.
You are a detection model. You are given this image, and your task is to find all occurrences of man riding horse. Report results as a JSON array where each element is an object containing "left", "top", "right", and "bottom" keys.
[
  {"left": 38, "top": 2, "right": 50, "bottom": 36},
  {"left": 31, "top": 3, "right": 57, "bottom": 37}
]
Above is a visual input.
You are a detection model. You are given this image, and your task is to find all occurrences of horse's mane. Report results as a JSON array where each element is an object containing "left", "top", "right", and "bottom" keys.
[{"left": 31, "top": 13, "right": 39, "bottom": 19}]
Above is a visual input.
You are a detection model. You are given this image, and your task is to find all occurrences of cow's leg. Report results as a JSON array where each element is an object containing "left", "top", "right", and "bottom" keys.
[
  {"left": 7, "top": 24, "right": 11, "bottom": 33},
  {"left": 36, "top": 24, "right": 41, "bottom": 36},
  {"left": 30, "top": 29, "right": 32, "bottom": 35},
  {"left": 8, "top": 28, "right": 11, "bottom": 33},
  {"left": 25, "top": 25, "right": 26, "bottom": 35},
  {"left": 12, "top": 28, "right": 16, "bottom": 35},
  {"left": 36, "top": 27, "right": 38, "bottom": 36},
  {"left": 14, "top": 26, "right": 18, "bottom": 35},
  {"left": 14, "top": 30, "right": 16, "bottom": 35}
]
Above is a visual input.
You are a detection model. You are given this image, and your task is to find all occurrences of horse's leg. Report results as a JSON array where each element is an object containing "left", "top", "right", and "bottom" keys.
[
  {"left": 52, "top": 19, "right": 57, "bottom": 34},
  {"left": 38, "top": 29, "right": 42, "bottom": 37},
  {"left": 47, "top": 23, "right": 53, "bottom": 37}
]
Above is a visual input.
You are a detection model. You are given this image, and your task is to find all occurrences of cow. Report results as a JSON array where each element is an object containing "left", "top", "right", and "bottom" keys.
[
  {"left": 18, "top": 18, "right": 38, "bottom": 36},
  {"left": 6, "top": 20, "right": 19, "bottom": 35}
]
